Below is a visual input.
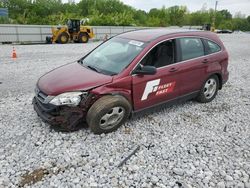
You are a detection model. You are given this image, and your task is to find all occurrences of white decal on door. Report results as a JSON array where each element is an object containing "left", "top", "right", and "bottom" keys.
[
  {"left": 141, "top": 79, "right": 176, "bottom": 100},
  {"left": 141, "top": 79, "right": 160, "bottom": 101}
]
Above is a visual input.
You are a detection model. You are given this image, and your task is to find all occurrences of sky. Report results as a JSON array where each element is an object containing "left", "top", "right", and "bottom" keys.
[
  {"left": 121, "top": 0, "right": 250, "bottom": 16},
  {"left": 64, "top": 0, "right": 250, "bottom": 17}
]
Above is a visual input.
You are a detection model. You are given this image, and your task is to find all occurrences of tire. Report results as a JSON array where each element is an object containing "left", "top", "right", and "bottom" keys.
[
  {"left": 78, "top": 32, "right": 89, "bottom": 43},
  {"left": 46, "top": 36, "right": 52, "bottom": 44},
  {"left": 58, "top": 32, "right": 69, "bottom": 44},
  {"left": 196, "top": 75, "right": 219, "bottom": 103},
  {"left": 86, "top": 95, "right": 132, "bottom": 134}
]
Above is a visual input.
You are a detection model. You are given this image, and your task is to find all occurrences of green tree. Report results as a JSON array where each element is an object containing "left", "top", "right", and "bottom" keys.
[
  {"left": 0, "top": 0, "right": 249, "bottom": 30},
  {"left": 247, "top": 16, "right": 250, "bottom": 24},
  {"left": 232, "top": 18, "right": 250, "bottom": 31},
  {"left": 134, "top": 10, "right": 147, "bottom": 26},
  {"left": 219, "top": 9, "right": 232, "bottom": 20},
  {"left": 166, "top": 6, "right": 187, "bottom": 26}
]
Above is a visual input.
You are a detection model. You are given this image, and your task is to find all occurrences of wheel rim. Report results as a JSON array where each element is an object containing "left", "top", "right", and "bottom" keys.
[
  {"left": 99, "top": 106, "right": 125, "bottom": 130},
  {"left": 61, "top": 35, "right": 67, "bottom": 42},
  {"left": 82, "top": 35, "right": 87, "bottom": 42},
  {"left": 203, "top": 78, "right": 217, "bottom": 99}
]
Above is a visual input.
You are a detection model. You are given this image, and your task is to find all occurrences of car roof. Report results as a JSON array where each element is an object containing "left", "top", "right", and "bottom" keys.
[{"left": 117, "top": 28, "right": 212, "bottom": 42}]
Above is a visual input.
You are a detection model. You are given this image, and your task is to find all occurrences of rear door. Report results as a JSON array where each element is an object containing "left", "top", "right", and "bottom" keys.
[
  {"left": 132, "top": 39, "right": 182, "bottom": 111},
  {"left": 176, "top": 37, "right": 208, "bottom": 95}
]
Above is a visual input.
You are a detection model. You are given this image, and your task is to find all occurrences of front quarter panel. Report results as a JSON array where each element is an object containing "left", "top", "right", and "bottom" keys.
[{"left": 90, "top": 76, "right": 133, "bottom": 105}]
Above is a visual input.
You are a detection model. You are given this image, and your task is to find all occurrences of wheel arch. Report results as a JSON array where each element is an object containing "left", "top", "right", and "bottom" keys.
[
  {"left": 56, "top": 31, "right": 70, "bottom": 43},
  {"left": 211, "top": 72, "right": 223, "bottom": 89},
  {"left": 88, "top": 91, "right": 133, "bottom": 113},
  {"left": 57, "top": 31, "right": 69, "bottom": 38},
  {"left": 78, "top": 31, "right": 89, "bottom": 37},
  {"left": 204, "top": 72, "right": 222, "bottom": 90},
  {"left": 215, "top": 73, "right": 223, "bottom": 89},
  {"left": 110, "top": 92, "right": 133, "bottom": 108},
  {"left": 97, "top": 92, "right": 132, "bottom": 108},
  {"left": 86, "top": 93, "right": 132, "bottom": 134}
]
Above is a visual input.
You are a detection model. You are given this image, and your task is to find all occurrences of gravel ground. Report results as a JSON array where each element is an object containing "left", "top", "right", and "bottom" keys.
[{"left": 0, "top": 34, "right": 249, "bottom": 188}]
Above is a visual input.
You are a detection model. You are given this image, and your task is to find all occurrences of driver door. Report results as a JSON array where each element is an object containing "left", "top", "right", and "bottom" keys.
[{"left": 132, "top": 39, "right": 182, "bottom": 111}]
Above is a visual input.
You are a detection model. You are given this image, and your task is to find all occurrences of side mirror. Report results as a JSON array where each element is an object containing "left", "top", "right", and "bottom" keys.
[{"left": 133, "top": 65, "right": 157, "bottom": 75}]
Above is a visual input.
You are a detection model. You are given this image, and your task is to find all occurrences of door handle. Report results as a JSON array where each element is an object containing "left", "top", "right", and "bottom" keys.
[
  {"left": 169, "top": 67, "right": 178, "bottom": 72},
  {"left": 202, "top": 59, "right": 209, "bottom": 64}
]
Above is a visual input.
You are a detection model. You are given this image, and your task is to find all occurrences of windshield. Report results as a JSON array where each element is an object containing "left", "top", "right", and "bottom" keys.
[{"left": 79, "top": 37, "right": 145, "bottom": 75}]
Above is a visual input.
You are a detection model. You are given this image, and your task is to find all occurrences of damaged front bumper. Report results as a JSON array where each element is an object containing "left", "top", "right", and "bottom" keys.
[{"left": 32, "top": 97, "right": 86, "bottom": 130}]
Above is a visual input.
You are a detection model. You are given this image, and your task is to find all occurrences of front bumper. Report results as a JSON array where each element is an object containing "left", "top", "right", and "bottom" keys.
[{"left": 32, "top": 97, "right": 85, "bottom": 130}]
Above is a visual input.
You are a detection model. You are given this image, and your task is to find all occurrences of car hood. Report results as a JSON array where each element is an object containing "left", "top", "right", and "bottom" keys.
[{"left": 37, "top": 62, "right": 113, "bottom": 96}]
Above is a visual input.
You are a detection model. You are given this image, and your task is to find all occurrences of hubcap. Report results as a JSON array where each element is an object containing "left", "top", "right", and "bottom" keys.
[
  {"left": 61, "top": 36, "right": 67, "bottom": 42},
  {"left": 203, "top": 78, "right": 217, "bottom": 99},
  {"left": 82, "top": 36, "right": 87, "bottom": 42},
  {"left": 99, "top": 107, "right": 125, "bottom": 130}
]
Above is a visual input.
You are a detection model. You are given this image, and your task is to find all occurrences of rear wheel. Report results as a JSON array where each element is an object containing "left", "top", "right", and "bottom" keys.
[
  {"left": 58, "top": 32, "right": 69, "bottom": 44},
  {"left": 78, "top": 32, "right": 89, "bottom": 43},
  {"left": 196, "top": 75, "right": 219, "bottom": 103},
  {"left": 86, "top": 95, "right": 131, "bottom": 134}
]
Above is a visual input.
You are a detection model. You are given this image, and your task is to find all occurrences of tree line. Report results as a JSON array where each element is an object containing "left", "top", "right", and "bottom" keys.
[{"left": 1, "top": 0, "right": 250, "bottom": 31}]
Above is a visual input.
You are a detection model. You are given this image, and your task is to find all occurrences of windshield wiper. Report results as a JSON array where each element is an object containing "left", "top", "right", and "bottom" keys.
[
  {"left": 87, "top": 65, "right": 100, "bottom": 73},
  {"left": 79, "top": 60, "right": 114, "bottom": 75}
]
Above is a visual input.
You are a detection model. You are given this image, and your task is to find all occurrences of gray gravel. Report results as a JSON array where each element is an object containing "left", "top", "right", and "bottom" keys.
[{"left": 0, "top": 34, "right": 249, "bottom": 187}]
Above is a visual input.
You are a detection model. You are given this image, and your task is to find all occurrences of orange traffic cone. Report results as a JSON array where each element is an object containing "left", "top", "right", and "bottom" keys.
[{"left": 12, "top": 47, "right": 17, "bottom": 59}]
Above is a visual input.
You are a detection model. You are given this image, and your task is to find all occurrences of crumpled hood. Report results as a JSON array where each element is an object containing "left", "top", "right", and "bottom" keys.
[{"left": 38, "top": 62, "right": 113, "bottom": 96}]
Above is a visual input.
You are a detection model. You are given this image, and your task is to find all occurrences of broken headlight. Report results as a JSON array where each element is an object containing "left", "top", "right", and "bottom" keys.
[{"left": 49, "top": 92, "right": 87, "bottom": 107}]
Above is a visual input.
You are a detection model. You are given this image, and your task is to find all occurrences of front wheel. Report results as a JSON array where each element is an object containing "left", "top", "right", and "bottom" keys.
[
  {"left": 86, "top": 95, "right": 131, "bottom": 134},
  {"left": 57, "top": 32, "right": 69, "bottom": 44},
  {"left": 196, "top": 75, "right": 219, "bottom": 103}
]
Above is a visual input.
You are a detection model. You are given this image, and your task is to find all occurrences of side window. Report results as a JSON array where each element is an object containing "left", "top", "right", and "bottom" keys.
[
  {"left": 141, "top": 39, "right": 175, "bottom": 68},
  {"left": 206, "top": 40, "right": 221, "bottom": 54},
  {"left": 179, "top": 38, "right": 204, "bottom": 61}
]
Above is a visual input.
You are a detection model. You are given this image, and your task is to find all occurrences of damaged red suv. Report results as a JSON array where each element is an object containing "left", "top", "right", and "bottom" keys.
[{"left": 33, "top": 29, "right": 229, "bottom": 134}]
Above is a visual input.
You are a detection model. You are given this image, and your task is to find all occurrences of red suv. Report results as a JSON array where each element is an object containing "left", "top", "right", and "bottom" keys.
[{"left": 33, "top": 29, "right": 229, "bottom": 134}]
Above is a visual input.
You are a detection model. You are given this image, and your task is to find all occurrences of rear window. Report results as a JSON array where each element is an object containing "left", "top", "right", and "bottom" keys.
[
  {"left": 206, "top": 40, "right": 221, "bottom": 54},
  {"left": 179, "top": 38, "right": 205, "bottom": 61}
]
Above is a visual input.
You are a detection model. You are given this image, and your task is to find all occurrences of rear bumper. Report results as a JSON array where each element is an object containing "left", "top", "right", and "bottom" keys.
[{"left": 32, "top": 97, "right": 85, "bottom": 130}]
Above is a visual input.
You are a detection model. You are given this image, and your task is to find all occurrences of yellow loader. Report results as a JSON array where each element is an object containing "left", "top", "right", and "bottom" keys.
[{"left": 46, "top": 19, "right": 95, "bottom": 44}]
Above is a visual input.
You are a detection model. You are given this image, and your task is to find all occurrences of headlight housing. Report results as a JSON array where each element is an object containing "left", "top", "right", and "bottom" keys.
[{"left": 49, "top": 92, "right": 87, "bottom": 106}]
